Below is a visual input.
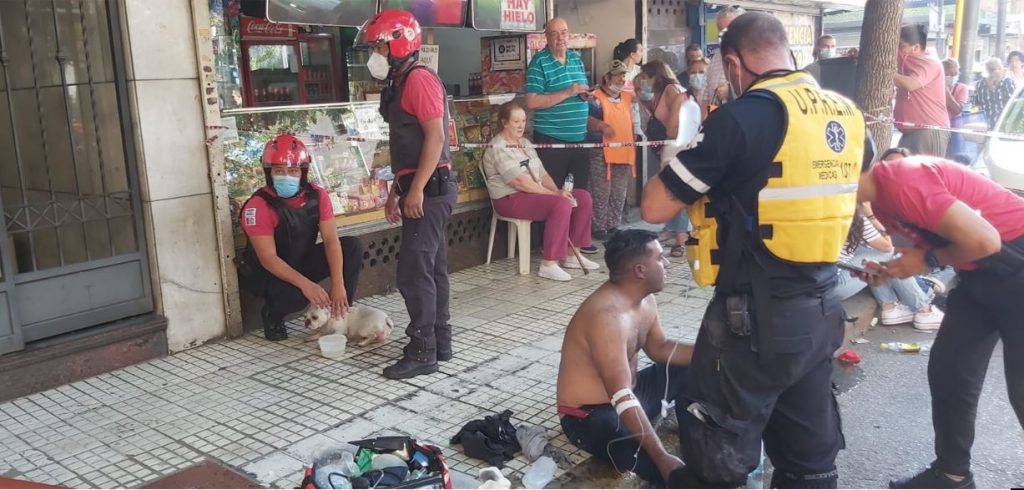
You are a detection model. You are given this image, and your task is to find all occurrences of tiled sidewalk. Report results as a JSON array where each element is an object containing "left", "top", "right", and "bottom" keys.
[{"left": 0, "top": 253, "right": 708, "bottom": 488}]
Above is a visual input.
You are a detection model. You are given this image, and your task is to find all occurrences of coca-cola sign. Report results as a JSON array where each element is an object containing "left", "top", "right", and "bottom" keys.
[{"left": 241, "top": 17, "right": 297, "bottom": 39}]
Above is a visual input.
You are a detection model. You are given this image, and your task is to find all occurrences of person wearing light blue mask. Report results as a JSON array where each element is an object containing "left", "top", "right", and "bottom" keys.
[
  {"left": 635, "top": 60, "right": 700, "bottom": 259},
  {"left": 239, "top": 134, "right": 364, "bottom": 342},
  {"left": 682, "top": 56, "right": 709, "bottom": 93}
]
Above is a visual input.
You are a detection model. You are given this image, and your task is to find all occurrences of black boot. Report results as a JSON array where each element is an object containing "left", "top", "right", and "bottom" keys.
[
  {"left": 383, "top": 357, "right": 438, "bottom": 379},
  {"left": 261, "top": 307, "right": 288, "bottom": 341}
]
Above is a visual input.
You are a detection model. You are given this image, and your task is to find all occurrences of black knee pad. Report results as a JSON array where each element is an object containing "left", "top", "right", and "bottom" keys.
[{"left": 770, "top": 469, "right": 838, "bottom": 489}]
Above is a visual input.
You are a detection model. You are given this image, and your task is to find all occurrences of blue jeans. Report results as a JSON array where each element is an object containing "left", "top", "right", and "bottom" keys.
[
  {"left": 835, "top": 245, "right": 931, "bottom": 310},
  {"left": 665, "top": 211, "right": 690, "bottom": 235}
]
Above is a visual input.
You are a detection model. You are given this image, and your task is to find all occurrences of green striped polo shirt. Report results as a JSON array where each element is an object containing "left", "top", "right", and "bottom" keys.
[{"left": 525, "top": 48, "right": 589, "bottom": 142}]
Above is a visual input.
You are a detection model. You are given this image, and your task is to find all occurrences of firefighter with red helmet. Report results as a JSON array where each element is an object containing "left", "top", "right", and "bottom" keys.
[
  {"left": 238, "top": 134, "right": 364, "bottom": 341},
  {"left": 357, "top": 10, "right": 456, "bottom": 379}
]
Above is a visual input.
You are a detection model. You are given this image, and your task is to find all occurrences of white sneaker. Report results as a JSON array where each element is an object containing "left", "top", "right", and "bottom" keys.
[
  {"left": 913, "top": 307, "right": 944, "bottom": 332},
  {"left": 538, "top": 264, "right": 572, "bottom": 282},
  {"left": 880, "top": 303, "right": 915, "bottom": 325},
  {"left": 561, "top": 256, "right": 600, "bottom": 270}
]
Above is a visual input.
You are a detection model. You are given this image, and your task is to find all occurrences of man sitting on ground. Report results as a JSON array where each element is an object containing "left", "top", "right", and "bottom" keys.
[{"left": 556, "top": 229, "right": 693, "bottom": 487}]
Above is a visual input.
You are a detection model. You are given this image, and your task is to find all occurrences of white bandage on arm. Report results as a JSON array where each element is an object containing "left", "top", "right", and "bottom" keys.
[
  {"left": 610, "top": 388, "right": 634, "bottom": 406},
  {"left": 615, "top": 398, "right": 642, "bottom": 416},
  {"left": 611, "top": 388, "right": 641, "bottom": 416}
]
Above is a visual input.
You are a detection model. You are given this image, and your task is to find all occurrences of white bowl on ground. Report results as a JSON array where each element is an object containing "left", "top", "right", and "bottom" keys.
[{"left": 318, "top": 334, "right": 347, "bottom": 360}]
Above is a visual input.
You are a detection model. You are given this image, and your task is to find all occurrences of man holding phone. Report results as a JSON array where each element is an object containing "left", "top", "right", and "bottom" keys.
[
  {"left": 856, "top": 155, "right": 1024, "bottom": 489},
  {"left": 526, "top": 17, "right": 594, "bottom": 192}
]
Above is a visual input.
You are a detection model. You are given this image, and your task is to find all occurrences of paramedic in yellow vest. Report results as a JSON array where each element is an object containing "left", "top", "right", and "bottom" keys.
[
  {"left": 640, "top": 13, "right": 870, "bottom": 488},
  {"left": 587, "top": 60, "right": 636, "bottom": 240}
]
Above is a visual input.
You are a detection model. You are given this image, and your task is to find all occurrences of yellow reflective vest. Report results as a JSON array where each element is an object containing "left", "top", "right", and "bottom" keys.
[{"left": 686, "top": 72, "right": 865, "bottom": 287}]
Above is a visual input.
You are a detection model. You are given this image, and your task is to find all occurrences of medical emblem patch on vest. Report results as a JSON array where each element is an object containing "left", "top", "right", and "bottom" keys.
[{"left": 825, "top": 120, "right": 846, "bottom": 153}]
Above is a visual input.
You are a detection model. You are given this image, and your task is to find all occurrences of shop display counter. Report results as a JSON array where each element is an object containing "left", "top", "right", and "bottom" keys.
[{"left": 223, "top": 95, "right": 524, "bottom": 237}]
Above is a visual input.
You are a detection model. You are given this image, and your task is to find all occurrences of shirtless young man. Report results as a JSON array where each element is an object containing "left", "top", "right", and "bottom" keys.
[{"left": 556, "top": 229, "right": 694, "bottom": 487}]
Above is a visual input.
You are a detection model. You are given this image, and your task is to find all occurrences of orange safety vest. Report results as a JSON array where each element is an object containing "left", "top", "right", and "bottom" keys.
[{"left": 593, "top": 89, "right": 636, "bottom": 179}]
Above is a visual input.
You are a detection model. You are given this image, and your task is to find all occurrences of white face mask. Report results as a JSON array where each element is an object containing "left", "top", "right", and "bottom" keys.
[
  {"left": 819, "top": 48, "right": 835, "bottom": 60},
  {"left": 367, "top": 51, "right": 391, "bottom": 80}
]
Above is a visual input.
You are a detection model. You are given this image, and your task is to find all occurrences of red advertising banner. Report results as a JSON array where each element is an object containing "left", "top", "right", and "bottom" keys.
[{"left": 240, "top": 17, "right": 297, "bottom": 39}]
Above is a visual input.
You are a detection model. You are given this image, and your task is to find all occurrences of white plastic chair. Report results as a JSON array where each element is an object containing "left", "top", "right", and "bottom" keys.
[{"left": 480, "top": 162, "right": 533, "bottom": 275}]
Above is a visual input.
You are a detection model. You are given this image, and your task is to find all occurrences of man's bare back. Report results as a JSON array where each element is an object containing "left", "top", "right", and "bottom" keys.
[{"left": 557, "top": 282, "right": 659, "bottom": 407}]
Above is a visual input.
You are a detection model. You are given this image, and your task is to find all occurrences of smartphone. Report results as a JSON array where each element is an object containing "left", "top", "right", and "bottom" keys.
[{"left": 837, "top": 261, "right": 880, "bottom": 276}]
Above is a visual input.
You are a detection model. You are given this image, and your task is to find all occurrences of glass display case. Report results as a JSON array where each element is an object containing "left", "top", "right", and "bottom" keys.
[{"left": 222, "top": 95, "right": 524, "bottom": 233}]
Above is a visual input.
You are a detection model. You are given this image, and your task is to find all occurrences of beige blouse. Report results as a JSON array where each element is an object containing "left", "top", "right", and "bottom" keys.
[{"left": 481, "top": 135, "right": 547, "bottom": 200}]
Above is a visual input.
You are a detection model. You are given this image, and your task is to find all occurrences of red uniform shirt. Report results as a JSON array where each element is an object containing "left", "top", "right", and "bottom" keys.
[
  {"left": 240, "top": 184, "right": 334, "bottom": 237},
  {"left": 872, "top": 157, "right": 1024, "bottom": 270},
  {"left": 400, "top": 67, "right": 446, "bottom": 123}
]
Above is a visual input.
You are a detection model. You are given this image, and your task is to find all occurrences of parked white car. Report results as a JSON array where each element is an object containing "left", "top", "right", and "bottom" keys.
[{"left": 976, "top": 84, "right": 1024, "bottom": 197}]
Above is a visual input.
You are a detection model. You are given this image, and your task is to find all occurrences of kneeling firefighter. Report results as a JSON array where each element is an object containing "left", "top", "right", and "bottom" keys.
[
  {"left": 238, "top": 134, "right": 364, "bottom": 341},
  {"left": 640, "top": 12, "right": 873, "bottom": 488}
]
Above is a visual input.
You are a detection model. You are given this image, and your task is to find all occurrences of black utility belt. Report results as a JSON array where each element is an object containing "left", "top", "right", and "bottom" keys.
[{"left": 395, "top": 166, "right": 452, "bottom": 197}]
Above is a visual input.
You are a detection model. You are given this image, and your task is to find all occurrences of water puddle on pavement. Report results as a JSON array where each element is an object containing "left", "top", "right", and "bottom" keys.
[{"left": 832, "top": 362, "right": 866, "bottom": 395}]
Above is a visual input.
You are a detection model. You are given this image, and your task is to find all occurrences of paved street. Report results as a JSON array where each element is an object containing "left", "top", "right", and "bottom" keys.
[
  {"left": 1, "top": 245, "right": 1021, "bottom": 488},
  {"left": 835, "top": 326, "right": 1024, "bottom": 488}
]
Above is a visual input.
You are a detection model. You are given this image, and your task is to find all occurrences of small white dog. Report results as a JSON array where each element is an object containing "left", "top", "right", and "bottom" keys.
[{"left": 303, "top": 304, "right": 394, "bottom": 347}]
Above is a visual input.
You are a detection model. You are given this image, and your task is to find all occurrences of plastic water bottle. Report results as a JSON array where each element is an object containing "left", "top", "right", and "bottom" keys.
[
  {"left": 881, "top": 342, "right": 921, "bottom": 353},
  {"left": 563, "top": 174, "right": 577, "bottom": 207},
  {"left": 520, "top": 456, "right": 556, "bottom": 489}
]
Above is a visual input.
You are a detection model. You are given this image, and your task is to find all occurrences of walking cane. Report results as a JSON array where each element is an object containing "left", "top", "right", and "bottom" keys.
[{"left": 567, "top": 239, "right": 589, "bottom": 275}]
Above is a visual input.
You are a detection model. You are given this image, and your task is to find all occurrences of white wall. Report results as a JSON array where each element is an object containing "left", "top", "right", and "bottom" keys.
[
  {"left": 432, "top": 28, "right": 489, "bottom": 94},
  {"left": 123, "top": 0, "right": 228, "bottom": 351},
  {"left": 556, "top": 0, "right": 638, "bottom": 71}
]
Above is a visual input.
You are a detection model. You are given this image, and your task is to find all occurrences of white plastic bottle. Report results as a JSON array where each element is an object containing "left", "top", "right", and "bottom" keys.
[
  {"left": 562, "top": 174, "right": 577, "bottom": 207},
  {"left": 521, "top": 456, "right": 556, "bottom": 489}
]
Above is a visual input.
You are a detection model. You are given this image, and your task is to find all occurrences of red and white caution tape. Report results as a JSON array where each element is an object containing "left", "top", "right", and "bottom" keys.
[
  {"left": 868, "top": 116, "right": 1024, "bottom": 142},
  {"left": 208, "top": 126, "right": 678, "bottom": 149}
]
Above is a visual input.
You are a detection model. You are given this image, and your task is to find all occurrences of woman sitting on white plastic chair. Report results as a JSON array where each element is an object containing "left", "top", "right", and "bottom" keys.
[{"left": 481, "top": 101, "right": 599, "bottom": 281}]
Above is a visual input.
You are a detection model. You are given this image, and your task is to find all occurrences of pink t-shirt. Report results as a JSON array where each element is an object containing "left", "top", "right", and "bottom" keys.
[
  {"left": 872, "top": 156, "right": 1024, "bottom": 270},
  {"left": 893, "top": 53, "right": 950, "bottom": 130},
  {"left": 948, "top": 82, "right": 969, "bottom": 120},
  {"left": 241, "top": 184, "right": 334, "bottom": 237},
  {"left": 401, "top": 68, "right": 446, "bottom": 123}
]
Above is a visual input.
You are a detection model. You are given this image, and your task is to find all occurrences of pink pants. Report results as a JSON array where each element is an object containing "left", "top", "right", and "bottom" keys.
[{"left": 492, "top": 190, "right": 593, "bottom": 261}]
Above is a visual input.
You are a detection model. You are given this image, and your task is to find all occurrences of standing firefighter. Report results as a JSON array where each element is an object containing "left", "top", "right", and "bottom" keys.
[
  {"left": 358, "top": 10, "right": 456, "bottom": 379},
  {"left": 641, "top": 13, "right": 870, "bottom": 488},
  {"left": 239, "top": 134, "right": 364, "bottom": 341}
]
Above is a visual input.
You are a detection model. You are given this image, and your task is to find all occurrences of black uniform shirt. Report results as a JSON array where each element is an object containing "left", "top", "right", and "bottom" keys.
[{"left": 658, "top": 89, "right": 838, "bottom": 297}]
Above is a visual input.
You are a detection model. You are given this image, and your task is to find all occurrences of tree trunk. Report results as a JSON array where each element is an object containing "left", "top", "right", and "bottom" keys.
[{"left": 855, "top": 0, "right": 905, "bottom": 152}]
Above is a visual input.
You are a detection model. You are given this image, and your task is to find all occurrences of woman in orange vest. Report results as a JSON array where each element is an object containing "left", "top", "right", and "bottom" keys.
[{"left": 587, "top": 60, "right": 637, "bottom": 241}]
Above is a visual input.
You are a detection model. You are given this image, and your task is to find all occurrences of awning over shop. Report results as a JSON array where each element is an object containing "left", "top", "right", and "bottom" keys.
[{"left": 705, "top": 0, "right": 864, "bottom": 16}]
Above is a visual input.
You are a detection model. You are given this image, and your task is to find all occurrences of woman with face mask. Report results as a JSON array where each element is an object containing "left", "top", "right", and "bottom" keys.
[
  {"left": 586, "top": 61, "right": 637, "bottom": 241},
  {"left": 681, "top": 56, "right": 709, "bottom": 93},
  {"left": 893, "top": 24, "right": 951, "bottom": 157},
  {"left": 942, "top": 58, "right": 972, "bottom": 158},
  {"left": 635, "top": 60, "right": 701, "bottom": 257},
  {"left": 238, "top": 134, "right": 364, "bottom": 342}
]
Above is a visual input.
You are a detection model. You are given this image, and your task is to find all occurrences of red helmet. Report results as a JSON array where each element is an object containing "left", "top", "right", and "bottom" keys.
[
  {"left": 261, "top": 134, "right": 311, "bottom": 168},
  {"left": 357, "top": 10, "right": 422, "bottom": 59}
]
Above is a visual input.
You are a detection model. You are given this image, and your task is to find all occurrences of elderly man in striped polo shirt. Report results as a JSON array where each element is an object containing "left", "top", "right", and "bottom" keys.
[{"left": 526, "top": 17, "right": 595, "bottom": 192}]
